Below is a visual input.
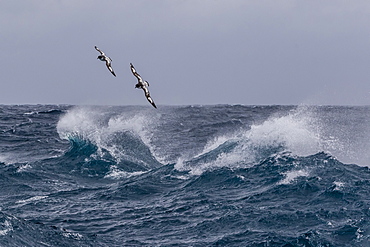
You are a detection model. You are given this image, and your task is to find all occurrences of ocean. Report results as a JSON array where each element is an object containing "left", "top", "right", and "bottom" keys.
[{"left": 1, "top": 104, "right": 370, "bottom": 246}]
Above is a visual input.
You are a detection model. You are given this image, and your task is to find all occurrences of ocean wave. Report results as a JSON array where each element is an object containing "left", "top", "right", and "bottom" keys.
[
  {"left": 24, "top": 109, "right": 65, "bottom": 115},
  {"left": 3, "top": 105, "right": 370, "bottom": 246},
  {"left": 56, "top": 106, "right": 162, "bottom": 175},
  {"left": 0, "top": 211, "right": 93, "bottom": 246},
  {"left": 175, "top": 106, "right": 319, "bottom": 175},
  {"left": 175, "top": 105, "right": 370, "bottom": 175}
]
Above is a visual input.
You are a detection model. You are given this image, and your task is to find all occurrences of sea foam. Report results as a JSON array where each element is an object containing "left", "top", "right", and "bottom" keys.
[
  {"left": 175, "top": 105, "right": 352, "bottom": 175},
  {"left": 56, "top": 106, "right": 162, "bottom": 172}
]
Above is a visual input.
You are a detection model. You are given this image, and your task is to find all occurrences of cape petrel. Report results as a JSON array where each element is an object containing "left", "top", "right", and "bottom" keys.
[
  {"left": 130, "top": 63, "right": 157, "bottom": 109},
  {"left": 94, "top": 46, "right": 116, "bottom": 77}
]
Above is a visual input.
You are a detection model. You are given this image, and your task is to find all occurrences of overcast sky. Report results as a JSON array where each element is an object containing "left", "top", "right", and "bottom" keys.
[{"left": 1, "top": 0, "right": 370, "bottom": 106}]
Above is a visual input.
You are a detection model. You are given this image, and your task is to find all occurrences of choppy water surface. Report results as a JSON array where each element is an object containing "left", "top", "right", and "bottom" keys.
[{"left": 1, "top": 105, "right": 370, "bottom": 246}]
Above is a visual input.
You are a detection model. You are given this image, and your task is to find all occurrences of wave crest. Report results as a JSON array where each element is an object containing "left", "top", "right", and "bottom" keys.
[
  {"left": 176, "top": 106, "right": 340, "bottom": 175},
  {"left": 57, "top": 106, "right": 161, "bottom": 174}
]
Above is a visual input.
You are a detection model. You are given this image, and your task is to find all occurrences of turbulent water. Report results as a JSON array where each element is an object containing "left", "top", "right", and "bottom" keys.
[{"left": 1, "top": 105, "right": 370, "bottom": 246}]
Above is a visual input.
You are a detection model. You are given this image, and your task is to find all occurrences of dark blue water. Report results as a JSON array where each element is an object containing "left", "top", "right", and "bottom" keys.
[{"left": 1, "top": 105, "right": 370, "bottom": 246}]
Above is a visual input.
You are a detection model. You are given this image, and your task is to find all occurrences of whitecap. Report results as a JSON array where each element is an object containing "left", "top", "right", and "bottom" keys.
[
  {"left": 278, "top": 169, "right": 310, "bottom": 185},
  {"left": 16, "top": 195, "right": 48, "bottom": 205},
  {"left": 0, "top": 220, "right": 13, "bottom": 236}
]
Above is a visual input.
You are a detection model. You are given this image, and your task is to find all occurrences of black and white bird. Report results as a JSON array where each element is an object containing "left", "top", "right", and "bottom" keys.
[
  {"left": 130, "top": 63, "right": 157, "bottom": 109},
  {"left": 94, "top": 46, "right": 116, "bottom": 77}
]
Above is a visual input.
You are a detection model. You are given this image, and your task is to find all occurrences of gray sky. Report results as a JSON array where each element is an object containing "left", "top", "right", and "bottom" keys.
[{"left": 2, "top": 0, "right": 370, "bottom": 106}]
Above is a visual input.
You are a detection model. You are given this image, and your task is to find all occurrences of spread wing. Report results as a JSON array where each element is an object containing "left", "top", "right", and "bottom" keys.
[
  {"left": 106, "top": 62, "right": 116, "bottom": 77},
  {"left": 130, "top": 63, "right": 157, "bottom": 108},
  {"left": 94, "top": 46, "right": 105, "bottom": 56},
  {"left": 130, "top": 63, "right": 143, "bottom": 83},
  {"left": 147, "top": 96, "right": 157, "bottom": 109},
  {"left": 143, "top": 86, "right": 157, "bottom": 108}
]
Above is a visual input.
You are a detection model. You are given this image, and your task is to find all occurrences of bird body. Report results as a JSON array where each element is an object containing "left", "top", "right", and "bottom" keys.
[{"left": 130, "top": 63, "right": 157, "bottom": 108}]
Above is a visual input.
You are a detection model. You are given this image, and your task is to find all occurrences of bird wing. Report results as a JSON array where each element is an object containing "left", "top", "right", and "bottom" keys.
[
  {"left": 147, "top": 96, "right": 157, "bottom": 108},
  {"left": 94, "top": 46, "right": 105, "bottom": 56},
  {"left": 106, "top": 62, "right": 116, "bottom": 77},
  {"left": 142, "top": 86, "right": 150, "bottom": 97},
  {"left": 143, "top": 87, "right": 157, "bottom": 108},
  {"left": 130, "top": 63, "right": 143, "bottom": 82}
]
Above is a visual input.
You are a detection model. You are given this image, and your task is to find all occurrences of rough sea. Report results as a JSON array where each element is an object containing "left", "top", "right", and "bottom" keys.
[{"left": 1, "top": 104, "right": 370, "bottom": 246}]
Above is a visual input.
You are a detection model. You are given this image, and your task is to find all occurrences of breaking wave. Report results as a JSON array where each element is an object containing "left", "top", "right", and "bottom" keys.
[{"left": 56, "top": 106, "right": 162, "bottom": 175}]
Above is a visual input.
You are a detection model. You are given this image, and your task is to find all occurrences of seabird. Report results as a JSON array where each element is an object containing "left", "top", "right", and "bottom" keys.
[
  {"left": 130, "top": 63, "right": 157, "bottom": 109},
  {"left": 94, "top": 46, "right": 116, "bottom": 77}
]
